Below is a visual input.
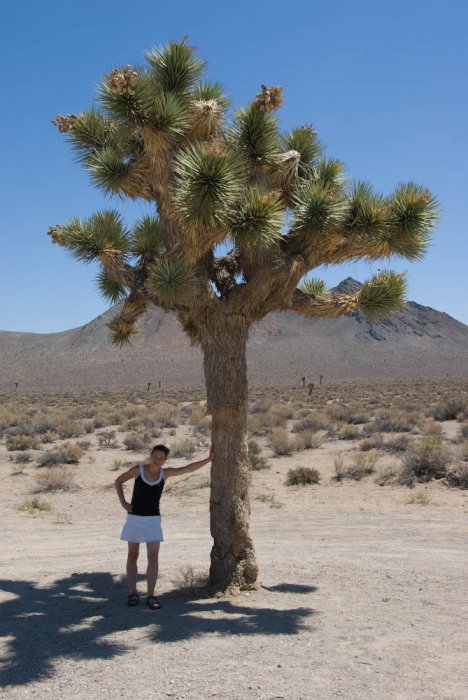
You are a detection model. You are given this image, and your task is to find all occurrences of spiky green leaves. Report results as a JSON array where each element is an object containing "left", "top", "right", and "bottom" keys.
[
  {"left": 98, "top": 68, "right": 153, "bottom": 123},
  {"left": 229, "top": 105, "right": 280, "bottom": 165},
  {"left": 344, "top": 182, "right": 387, "bottom": 239},
  {"left": 315, "top": 158, "right": 346, "bottom": 191},
  {"left": 357, "top": 271, "right": 406, "bottom": 320},
  {"left": 229, "top": 188, "right": 285, "bottom": 253},
  {"left": 96, "top": 270, "right": 127, "bottom": 303},
  {"left": 148, "top": 257, "right": 196, "bottom": 306},
  {"left": 87, "top": 149, "right": 132, "bottom": 195},
  {"left": 386, "top": 183, "right": 438, "bottom": 260},
  {"left": 192, "top": 81, "right": 231, "bottom": 111},
  {"left": 129, "top": 216, "right": 164, "bottom": 261},
  {"left": 300, "top": 278, "right": 329, "bottom": 296},
  {"left": 107, "top": 317, "right": 139, "bottom": 346},
  {"left": 60, "top": 211, "right": 129, "bottom": 263},
  {"left": 292, "top": 181, "right": 347, "bottom": 240},
  {"left": 146, "top": 41, "right": 207, "bottom": 94},
  {"left": 174, "top": 144, "right": 246, "bottom": 229},
  {"left": 282, "top": 127, "right": 322, "bottom": 177},
  {"left": 146, "top": 92, "right": 189, "bottom": 137}
]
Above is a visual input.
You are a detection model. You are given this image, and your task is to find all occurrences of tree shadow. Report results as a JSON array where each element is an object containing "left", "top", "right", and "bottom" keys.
[
  {"left": 0, "top": 572, "right": 316, "bottom": 688},
  {"left": 261, "top": 583, "right": 318, "bottom": 594}
]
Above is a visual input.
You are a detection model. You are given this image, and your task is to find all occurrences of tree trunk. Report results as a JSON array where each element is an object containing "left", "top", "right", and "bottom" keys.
[{"left": 200, "top": 313, "right": 258, "bottom": 593}]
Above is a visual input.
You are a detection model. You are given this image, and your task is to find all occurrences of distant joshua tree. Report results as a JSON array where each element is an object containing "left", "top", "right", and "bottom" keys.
[{"left": 49, "top": 40, "right": 438, "bottom": 592}]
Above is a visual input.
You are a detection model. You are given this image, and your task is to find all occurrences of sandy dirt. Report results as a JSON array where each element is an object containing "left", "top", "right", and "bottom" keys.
[{"left": 1, "top": 426, "right": 467, "bottom": 700}]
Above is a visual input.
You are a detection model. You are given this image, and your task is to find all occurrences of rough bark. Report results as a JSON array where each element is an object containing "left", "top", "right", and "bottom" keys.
[{"left": 199, "top": 313, "right": 258, "bottom": 593}]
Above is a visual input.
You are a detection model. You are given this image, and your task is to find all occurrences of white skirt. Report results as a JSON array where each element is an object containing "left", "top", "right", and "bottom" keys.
[{"left": 120, "top": 514, "right": 164, "bottom": 543}]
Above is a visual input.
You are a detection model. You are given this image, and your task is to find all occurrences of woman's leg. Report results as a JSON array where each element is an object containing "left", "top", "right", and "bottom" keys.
[
  {"left": 127, "top": 542, "right": 140, "bottom": 593},
  {"left": 146, "top": 541, "right": 160, "bottom": 597}
]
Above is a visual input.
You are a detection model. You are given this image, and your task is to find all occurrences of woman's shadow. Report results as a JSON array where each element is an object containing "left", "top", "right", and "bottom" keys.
[{"left": 0, "top": 572, "right": 316, "bottom": 687}]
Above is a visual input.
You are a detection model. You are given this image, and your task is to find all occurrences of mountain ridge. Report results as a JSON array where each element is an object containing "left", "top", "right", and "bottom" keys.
[{"left": 1, "top": 279, "right": 467, "bottom": 389}]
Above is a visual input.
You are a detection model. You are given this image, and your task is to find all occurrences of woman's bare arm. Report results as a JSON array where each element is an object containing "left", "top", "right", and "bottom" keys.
[
  {"left": 165, "top": 448, "right": 214, "bottom": 479},
  {"left": 114, "top": 465, "right": 139, "bottom": 512}
]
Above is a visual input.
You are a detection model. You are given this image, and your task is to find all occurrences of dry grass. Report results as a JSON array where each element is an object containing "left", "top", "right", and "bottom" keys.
[
  {"left": 34, "top": 466, "right": 75, "bottom": 493},
  {"left": 170, "top": 565, "right": 209, "bottom": 598},
  {"left": 399, "top": 436, "right": 451, "bottom": 485},
  {"left": 17, "top": 496, "right": 52, "bottom": 513}
]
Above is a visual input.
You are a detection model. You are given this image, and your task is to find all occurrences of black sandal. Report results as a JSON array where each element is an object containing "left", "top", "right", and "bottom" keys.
[
  {"left": 145, "top": 595, "right": 162, "bottom": 610},
  {"left": 127, "top": 592, "right": 139, "bottom": 607}
]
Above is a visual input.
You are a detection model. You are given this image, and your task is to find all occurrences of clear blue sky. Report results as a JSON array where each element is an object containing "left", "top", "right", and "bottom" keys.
[{"left": 1, "top": 0, "right": 467, "bottom": 332}]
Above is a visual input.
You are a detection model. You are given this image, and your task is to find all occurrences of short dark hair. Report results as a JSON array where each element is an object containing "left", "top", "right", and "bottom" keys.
[{"left": 151, "top": 444, "right": 170, "bottom": 458}]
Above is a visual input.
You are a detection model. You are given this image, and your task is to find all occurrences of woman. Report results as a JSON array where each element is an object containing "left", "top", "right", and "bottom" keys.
[{"left": 115, "top": 443, "right": 213, "bottom": 609}]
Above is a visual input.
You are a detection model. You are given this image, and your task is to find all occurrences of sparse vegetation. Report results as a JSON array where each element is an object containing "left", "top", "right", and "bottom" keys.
[
  {"left": 400, "top": 436, "right": 450, "bottom": 485},
  {"left": 35, "top": 466, "right": 75, "bottom": 492},
  {"left": 170, "top": 565, "right": 209, "bottom": 598},
  {"left": 285, "top": 466, "right": 321, "bottom": 486},
  {"left": 406, "top": 490, "right": 431, "bottom": 506},
  {"left": 433, "top": 399, "right": 466, "bottom": 421},
  {"left": 6, "top": 434, "right": 39, "bottom": 451},
  {"left": 17, "top": 496, "right": 52, "bottom": 513},
  {"left": 248, "top": 440, "right": 270, "bottom": 470}
]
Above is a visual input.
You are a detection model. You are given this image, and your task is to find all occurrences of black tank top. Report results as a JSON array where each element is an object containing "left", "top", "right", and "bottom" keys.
[{"left": 130, "top": 465, "right": 165, "bottom": 516}]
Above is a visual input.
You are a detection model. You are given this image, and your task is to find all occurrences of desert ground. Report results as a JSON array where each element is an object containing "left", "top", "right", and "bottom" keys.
[{"left": 1, "top": 381, "right": 467, "bottom": 700}]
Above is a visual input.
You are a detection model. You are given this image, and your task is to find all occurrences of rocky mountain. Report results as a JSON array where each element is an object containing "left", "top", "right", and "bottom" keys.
[{"left": 1, "top": 278, "right": 467, "bottom": 389}]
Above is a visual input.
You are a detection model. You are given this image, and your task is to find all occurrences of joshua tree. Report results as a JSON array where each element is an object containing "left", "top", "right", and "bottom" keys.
[{"left": 49, "top": 40, "right": 438, "bottom": 592}]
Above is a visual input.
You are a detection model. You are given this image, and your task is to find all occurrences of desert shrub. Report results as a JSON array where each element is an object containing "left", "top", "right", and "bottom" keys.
[
  {"left": 293, "top": 429, "right": 322, "bottom": 451},
  {"left": 338, "top": 425, "right": 360, "bottom": 441},
  {"left": 433, "top": 399, "right": 466, "bottom": 421},
  {"left": 82, "top": 419, "right": 97, "bottom": 433},
  {"left": 98, "top": 430, "right": 117, "bottom": 447},
  {"left": 5, "top": 434, "right": 39, "bottom": 451},
  {"left": 384, "top": 434, "right": 410, "bottom": 453},
  {"left": 5, "top": 422, "right": 35, "bottom": 437},
  {"left": 77, "top": 440, "right": 91, "bottom": 451},
  {"left": 57, "top": 420, "right": 83, "bottom": 439},
  {"left": 291, "top": 413, "right": 332, "bottom": 433},
  {"left": 123, "top": 432, "right": 151, "bottom": 451},
  {"left": 285, "top": 466, "right": 321, "bottom": 486},
  {"left": 153, "top": 407, "right": 178, "bottom": 428},
  {"left": 333, "top": 456, "right": 346, "bottom": 481},
  {"left": 35, "top": 466, "right": 75, "bottom": 492},
  {"left": 346, "top": 411, "right": 369, "bottom": 425},
  {"left": 269, "top": 428, "right": 294, "bottom": 456},
  {"left": 250, "top": 402, "right": 270, "bottom": 414},
  {"left": 33, "top": 419, "right": 58, "bottom": 434},
  {"left": 374, "top": 411, "right": 416, "bottom": 433},
  {"left": 170, "top": 565, "right": 209, "bottom": 598},
  {"left": 270, "top": 403, "right": 295, "bottom": 420},
  {"left": 407, "top": 491, "right": 431, "bottom": 506},
  {"left": 41, "top": 430, "right": 60, "bottom": 444},
  {"left": 17, "top": 496, "right": 52, "bottom": 513},
  {"left": 37, "top": 443, "right": 84, "bottom": 467},
  {"left": 192, "top": 416, "right": 211, "bottom": 435},
  {"left": 359, "top": 434, "right": 383, "bottom": 451},
  {"left": 348, "top": 451, "right": 378, "bottom": 479},
  {"left": 14, "top": 451, "right": 32, "bottom": 463},
  {"left": 189, "top": 404, "right": 208, "bottom": 425},
  {"left": 375, "top": 466, "right": 398, "bottom": 486},
  {"left": 400, "top": 436, "right": 450, "bottom": 484},
  {"left": 446, "top": 464, "right": 468, "bottom": 489},
  {"left": 171, "top": 439, "right": 196, "bottom": 458},
  {"left": 333, "top": 452, "right": 377, "bottom": 480},
  {"left": 252, "top": 411, "right": 287, "bottom": 434},
  {"left": 326, "top": 404, "right": 351, "bottom": 422},
  {"left": 421, "top": 420, "right": 443, "bottom": 437},
  {"left": 248, "top": 439, "right": 270, "bottom": 470}
]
